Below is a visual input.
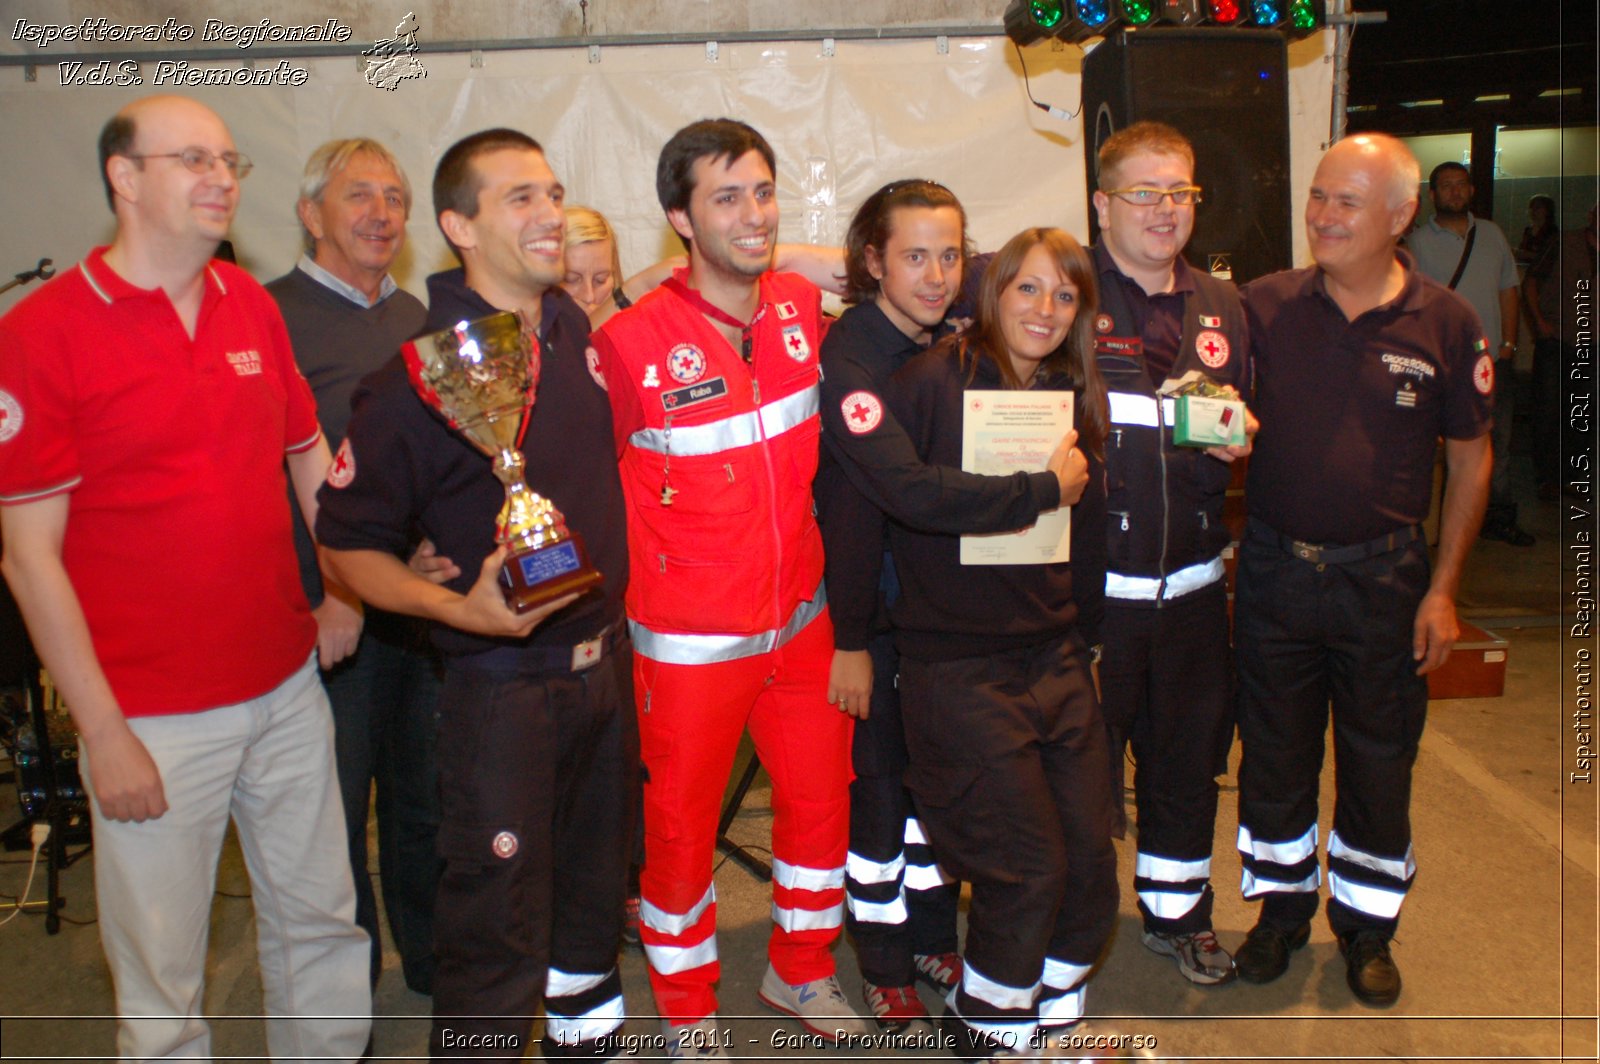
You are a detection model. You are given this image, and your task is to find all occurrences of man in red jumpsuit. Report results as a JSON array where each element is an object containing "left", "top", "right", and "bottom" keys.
[{"left": 591, "top": 119, "right": 865, "bottom": 1057}]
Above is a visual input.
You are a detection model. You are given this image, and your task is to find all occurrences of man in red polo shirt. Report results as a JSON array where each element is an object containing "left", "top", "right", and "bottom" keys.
[{"left": 0, "top": 95, "right": 369, "bottom": 1060}]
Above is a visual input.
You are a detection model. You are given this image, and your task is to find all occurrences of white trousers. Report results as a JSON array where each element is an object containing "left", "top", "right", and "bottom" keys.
[{"left": 80, "top": 655, "right": 371, "bottom": 1062}]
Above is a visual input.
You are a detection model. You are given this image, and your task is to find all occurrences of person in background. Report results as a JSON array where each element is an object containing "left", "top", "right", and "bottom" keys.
[
  {"left": 1407, "top": 161, "right": 1527, "bottom": 545},
  {"left": 267, "top": 136, "right": 448, "bottom": 999},
  {"left": 1515, "top": 194, "right": 1562, "bottom": 500}
]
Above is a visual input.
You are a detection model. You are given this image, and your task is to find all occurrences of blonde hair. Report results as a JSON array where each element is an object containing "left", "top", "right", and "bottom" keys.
[{"left": 564, "top": 205, "right": 624, "bottom": 281}]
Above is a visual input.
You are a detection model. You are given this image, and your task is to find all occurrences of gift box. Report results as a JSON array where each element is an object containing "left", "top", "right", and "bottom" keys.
[{"left": 1173, "top": 394, "right": 1247, "bottom": 448}]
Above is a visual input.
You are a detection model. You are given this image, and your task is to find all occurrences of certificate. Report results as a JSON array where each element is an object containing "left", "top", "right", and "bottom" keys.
[{"left": 959, "top": 389, "right": 1074, "bottom": 565}]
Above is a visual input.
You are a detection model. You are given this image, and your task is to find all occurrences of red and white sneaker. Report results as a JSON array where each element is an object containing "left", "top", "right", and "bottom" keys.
[
  {"left": 861, "top": 981, "right": 929, "bottom": 1034},
  {"left": 912, "top": 952, "right": 964, "bottom": 996}
]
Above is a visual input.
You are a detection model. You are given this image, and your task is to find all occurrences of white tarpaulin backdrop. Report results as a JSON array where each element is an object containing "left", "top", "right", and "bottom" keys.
[{"left": 0, "top": 32, "right": 1334, "bottom": 312}]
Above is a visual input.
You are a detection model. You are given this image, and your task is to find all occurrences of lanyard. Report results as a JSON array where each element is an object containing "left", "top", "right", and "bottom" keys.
[{"left": 663, "top": 277, "right": 762, "bottom": 363}]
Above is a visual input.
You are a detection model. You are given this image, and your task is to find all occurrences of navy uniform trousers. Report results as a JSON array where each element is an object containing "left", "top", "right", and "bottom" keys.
[
  {"left": 1099, "top": 581, "right": 1233, "bottom": 935},
  {"left": 1235, "top": 523, "right": 1428, "bottom": 938},
  {"left": 900, "top": 633, "right": 1118, "bottom": 1058},
  {"left": 429, "top": 636, "right": 638, "bottom": 1061},
  {"left": 845, "top": 628, "right": 961, "bottom": 988}
]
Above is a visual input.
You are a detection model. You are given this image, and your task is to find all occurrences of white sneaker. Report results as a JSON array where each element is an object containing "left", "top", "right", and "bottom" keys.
[
  {"left": 661, "top": 1016, "right": 730, "bottom": 1059},
  {"left": 756, "top": 965, "right": 871, "bottom": 1042}
]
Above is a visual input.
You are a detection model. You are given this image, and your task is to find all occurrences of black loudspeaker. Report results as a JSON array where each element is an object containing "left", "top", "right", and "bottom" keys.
[{"left": 1083, "top": 29, "right": 1293, "bottom": 285}]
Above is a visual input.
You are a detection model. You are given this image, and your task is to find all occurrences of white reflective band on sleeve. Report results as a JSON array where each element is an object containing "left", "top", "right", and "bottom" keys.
[
  {"left": 846, "top": 893, "right": 908, "bottom": 925},
  {"left": 629, "top": 387, "right": 818, "bottom": 457},
  {"left": 641, "top": 883, "right": 715, "bottom": 936},
  {"left": 1135, "top": 851, "right": 1213, "bottom": 884},
  {"left": 846, "top": 850, "right": 905, "bottom": 886},
  {"left": 545, "top": 967, "right": 609, "bottom": 999},
  {"left": 903, "top": 818, "right": 932, "bottom": 846},
  {"left": 1328, "top": 831, "right": 1416, "bottom": 882},
  {"left": 1237, "top": 823, "right": 1319, "bottom": 866},
  {"left": 1329, "top": 868, "right": 1407, "bottom": 919},
  {"left": 631, "top": 582, "right": 826, "bottom": 665},
  {"left": 644, "top": 933, "right": 719, "bottom": 975},
  {"left": 1136, "top": 886, "right": 1205, "bottom": 920},
  {"left": 1106, "top": 556, "right": 1226, "bottom": 601},
  {"left": 1241, "top": 867, "right": 1320, "bottom": 897},
  {"left": 771, "top": 900, "right": 844, "bottom": 932},
  {"left": 961, "top": 960, "right": 1040, "bottom": 1010},
  {"left": 904, "top": 860, "right": 956, "bottom": 891},
  {"left": 545, "top": 995, "right": 625, "bottom": 1044},
  {"left": 1040, "top": 957, "right": 1092, "bottom": 992},
  {"left": 772, "top": 857, "right": 845, "bottom": 892}
]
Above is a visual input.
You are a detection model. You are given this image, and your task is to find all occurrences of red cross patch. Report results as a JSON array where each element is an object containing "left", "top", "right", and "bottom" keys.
[
  {"left": 841, "top": 390, "right": 883, "bottom": 435},
  {"left": 0, "top": 390, "right": 21, "bottom": 444},
  {"left": 327, "top": 438, "right": 356, "bottom": 488},
  {"left": 1095, "top": 313, "right": 1114, "bottom": 334},
  {"left": 1196, "top": 330, "right": 1230, "bottom": 369},
  {"left": 1473, "top": 353, "right": 1495, "bottom": 395},
  {"left": 782, "top": 324, "right": 811, "bottom": 362},
  {"left": 667, "top": 343, "right": 706, "bottom": 384}
]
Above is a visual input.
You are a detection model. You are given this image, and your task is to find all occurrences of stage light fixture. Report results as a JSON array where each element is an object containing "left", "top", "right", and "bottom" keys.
[
  {"left": 1121, "top": 0, "right": 1158, "bottom": 27},
  {"left": 1003, "top": 0, "right": 1069, "bottom": 46},
  {"left": 1158, "top": 0, "right": 1207, "bottom": 26},
  {"left": 1286, "top": 0, "right": 1325, "bottom": 37},
  {"left": 1246, "top": 0, "right": 1289, "bottom": 28},
  {"left": 1206, "top": 0, "right": 1246, "bottom": 24}
]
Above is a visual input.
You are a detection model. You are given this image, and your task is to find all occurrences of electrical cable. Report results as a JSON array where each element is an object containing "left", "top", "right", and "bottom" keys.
[{"left": 1013, "top": 39, "right": 1080, "bottom": 121}]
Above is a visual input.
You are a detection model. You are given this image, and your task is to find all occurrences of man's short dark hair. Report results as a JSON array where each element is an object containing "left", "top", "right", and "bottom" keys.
[
  {"left": 1428, "top": 160, "right": 1470, "bottom": 192},
  {"left": 432, "top": 128, "right": 543, "bottom": 255},
  {"left": 655, "top": 119, "right": 776, "bottom": 248},
  {"left": 97, "top": 113, "right": 137, "bottom": 212}
]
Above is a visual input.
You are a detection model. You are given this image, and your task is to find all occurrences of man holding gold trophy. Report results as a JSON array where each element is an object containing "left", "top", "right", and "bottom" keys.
[{"left": 318, "top": 128, "right": 635, "bottom": 1061}]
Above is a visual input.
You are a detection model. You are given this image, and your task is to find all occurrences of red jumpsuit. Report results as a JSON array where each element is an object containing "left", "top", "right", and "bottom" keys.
[{"left": 593, "top": 270, "right": 853, "bottom": 1024}]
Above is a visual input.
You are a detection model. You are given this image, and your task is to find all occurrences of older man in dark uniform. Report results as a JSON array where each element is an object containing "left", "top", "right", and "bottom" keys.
[{"left": 1232, "top": 133, "right": 1492, "bottom": 1007}]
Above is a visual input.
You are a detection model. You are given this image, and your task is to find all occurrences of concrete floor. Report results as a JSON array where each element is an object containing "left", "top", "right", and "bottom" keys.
[{"left": 1, "top": 467, "right": 1595, "bottom": 1063}]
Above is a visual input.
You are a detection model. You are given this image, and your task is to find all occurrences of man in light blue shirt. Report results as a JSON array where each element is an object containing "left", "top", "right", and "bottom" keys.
[{"left": 1408, "top": 161, "right": 1528, "bottom": 545}]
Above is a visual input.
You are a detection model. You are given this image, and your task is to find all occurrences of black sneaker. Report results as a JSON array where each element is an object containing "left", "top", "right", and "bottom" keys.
[
  {"left": 1339, "top": 929, "right": 1401, "bottom": 1006},
  {"left": 1234, "top": 921, "right": 1310, "bottom": 984}
]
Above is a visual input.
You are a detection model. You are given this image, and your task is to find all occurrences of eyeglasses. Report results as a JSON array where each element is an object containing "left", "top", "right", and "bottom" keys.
[
  {"left": 124, "top": 147, "right": 253, "bottom": 180},
  {"left": 1104, "top": 186, "right": 1203, "bottom": 207}
]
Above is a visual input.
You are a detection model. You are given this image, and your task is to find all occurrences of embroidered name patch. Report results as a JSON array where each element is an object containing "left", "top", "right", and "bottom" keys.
[
  {"left": 226, "top": 349, "right": 262, "bottom": 376},
  {"left": 661, "top": 377, "right": 728, "bottom": 411}
]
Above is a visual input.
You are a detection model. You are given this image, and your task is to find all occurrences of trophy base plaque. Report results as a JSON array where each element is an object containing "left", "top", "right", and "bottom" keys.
[{"left": 498, "top": 532, "right": 603, "bottom": 614}]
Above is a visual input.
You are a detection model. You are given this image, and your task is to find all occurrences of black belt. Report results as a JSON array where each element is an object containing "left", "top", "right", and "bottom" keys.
[{"left": 1248, "top": 520, "right": 1422, "bottom": 565}]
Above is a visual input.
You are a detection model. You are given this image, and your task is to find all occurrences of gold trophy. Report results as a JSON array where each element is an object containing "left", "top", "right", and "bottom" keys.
[{"left": 402, "top": 311, "right": 601, "bottom": 613}]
